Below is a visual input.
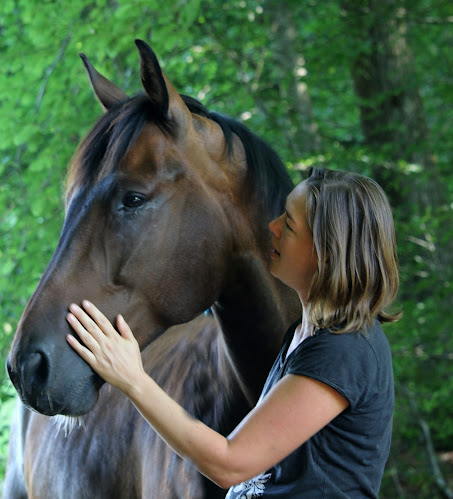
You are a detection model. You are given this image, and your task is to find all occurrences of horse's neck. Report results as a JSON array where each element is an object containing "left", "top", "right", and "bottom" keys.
[{"left": 213, "top": 247, "right": 300, "bottom": 403}]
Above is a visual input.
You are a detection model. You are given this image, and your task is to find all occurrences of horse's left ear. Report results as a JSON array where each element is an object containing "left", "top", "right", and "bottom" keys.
[
  {"left": 135, "top": 39, "right": 191, "bottom": 127},
  {"left": 80, "top": 54, "right": 128, "bottom": 112},
  {"left": 135, "top": 39, "right": 169, "bottom": 117}
]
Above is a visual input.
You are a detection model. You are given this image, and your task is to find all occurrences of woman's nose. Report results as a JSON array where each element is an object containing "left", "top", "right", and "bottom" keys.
[{"left": 268, "top": 215, "right": 283, "bottom": 238}]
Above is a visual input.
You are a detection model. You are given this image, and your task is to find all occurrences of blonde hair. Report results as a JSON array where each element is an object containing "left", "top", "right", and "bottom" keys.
[{"left": 304, "top": 168, "right": 401, "bottom": 333}]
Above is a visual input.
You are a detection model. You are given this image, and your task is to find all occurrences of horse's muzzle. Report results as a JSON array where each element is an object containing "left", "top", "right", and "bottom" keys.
[{"left": 6, "top": 345, "right": 102, "bottom": 416}]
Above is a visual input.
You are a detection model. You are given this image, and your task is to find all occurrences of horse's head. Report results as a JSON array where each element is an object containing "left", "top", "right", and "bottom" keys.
[
  {"left": 6, "top": 41, "right": 252, "bottom": 416},
  {"left": 7, "top": 40, "right": 294, "bottom": 416}
]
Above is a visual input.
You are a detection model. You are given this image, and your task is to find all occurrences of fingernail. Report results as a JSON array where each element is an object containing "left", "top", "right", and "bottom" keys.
[
  {"left": 69, "top": 303, "right": 79, "bottom": 312},
  {"left": 82, "top": 300, "right": 91, "bottom": 308}
]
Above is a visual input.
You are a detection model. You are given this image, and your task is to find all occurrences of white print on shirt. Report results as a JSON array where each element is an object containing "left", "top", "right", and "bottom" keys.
[{"left": 226, "top": 472, "right": 272, "bottom": 498}]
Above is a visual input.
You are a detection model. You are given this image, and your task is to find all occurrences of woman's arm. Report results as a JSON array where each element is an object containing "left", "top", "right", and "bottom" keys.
[{"left": 66, "top": 301, "right": 348, "bottom": 489}]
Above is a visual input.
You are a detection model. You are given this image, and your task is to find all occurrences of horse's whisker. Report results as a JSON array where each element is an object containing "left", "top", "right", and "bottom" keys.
[{"left": 51, "top": 415, "right": 85, "bottom": 437}]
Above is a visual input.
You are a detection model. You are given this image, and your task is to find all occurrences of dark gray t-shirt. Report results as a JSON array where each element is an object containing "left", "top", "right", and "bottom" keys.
[{"left": 226, "top": 320, "right": 394, "bottom": 498}]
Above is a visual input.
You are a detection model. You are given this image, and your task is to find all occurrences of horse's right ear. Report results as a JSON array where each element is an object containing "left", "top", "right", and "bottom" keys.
[{"left": 80, "top": 53, "right": 128, "bottom": 112}]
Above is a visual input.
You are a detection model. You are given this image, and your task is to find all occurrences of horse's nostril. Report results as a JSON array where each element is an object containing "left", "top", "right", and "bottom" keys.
[{"left": 23, "top": 351, "right": 50, "bottom": 392}]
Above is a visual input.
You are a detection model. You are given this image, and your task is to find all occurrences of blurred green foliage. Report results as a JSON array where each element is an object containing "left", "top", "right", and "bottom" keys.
[{"left": 1, "top": 0, "right": 452, "bottom": 497}]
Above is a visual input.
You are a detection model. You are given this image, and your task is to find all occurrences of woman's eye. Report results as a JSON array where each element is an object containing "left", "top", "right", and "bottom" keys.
[
  {"left": 123, "top": 193, "right": 145, "bottom": 209},
  {"left": 285, "top": 221, "right": 293, "bottom": 232}
]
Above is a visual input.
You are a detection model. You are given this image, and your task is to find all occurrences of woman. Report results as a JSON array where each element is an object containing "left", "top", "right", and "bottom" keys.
[{"left": 66, "top": 168, "right": 400, "bottom": 498}]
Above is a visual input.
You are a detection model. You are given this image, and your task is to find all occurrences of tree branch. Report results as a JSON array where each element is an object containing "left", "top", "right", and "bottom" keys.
[
  {"left": 405, "top": 387, "right": 453, "bottom": 499},
  {"left": 410, "top": 17, "right": 453, "bottom": 25},
  {"left": 387, "top": 455, "right": 406, "bottom": 497},
  {"left": 34, "top": 34, "right": 72, "bottom": 113},
  {"left": 417, "top": 419, "right": 453, "bottom": 499}
]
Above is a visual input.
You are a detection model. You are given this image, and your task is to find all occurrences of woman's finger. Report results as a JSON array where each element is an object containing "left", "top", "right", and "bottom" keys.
[
  {"left": 69, "top": 303, "right": 101, "bottom": 335},
  {"left": 117, "top": 314, "right": 135, "bottom": 341},
  {"left": 66, "top": 312, "right": 101, "bottom": 351},
  {"left": 68, "top": 303, "right": 108, "bottom": 342},
  {"left": 66, "top": 333, "right": 98, "bottom": 367},
  {"left": 81, "top": 300, "right": 118, "bottom": 338}
]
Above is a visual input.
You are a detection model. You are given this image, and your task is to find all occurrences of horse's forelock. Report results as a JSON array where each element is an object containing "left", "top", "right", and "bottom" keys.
[{"left": 66, "top": 95, "right": 176, "bottom": 196}]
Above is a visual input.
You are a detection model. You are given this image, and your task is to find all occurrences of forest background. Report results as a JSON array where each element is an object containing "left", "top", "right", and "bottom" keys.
[{"left": 0, "top": 0, "right": 452, "bottom": 497}]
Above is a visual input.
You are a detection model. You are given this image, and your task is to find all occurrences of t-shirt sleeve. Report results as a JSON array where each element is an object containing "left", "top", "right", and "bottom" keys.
[{"left": 285, "top": 331, "right": 378, "bottom": 409}]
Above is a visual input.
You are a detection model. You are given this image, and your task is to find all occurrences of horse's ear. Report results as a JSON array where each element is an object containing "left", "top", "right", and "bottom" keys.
[
  {"left": 135, "top": 40, "right": 169, "bottom": 118},
  {"left": 80, "top": 53, "right": 128, "bottom": 112},
  {"left": 135, "top": 39, "right": 191, "bottom": 128}
]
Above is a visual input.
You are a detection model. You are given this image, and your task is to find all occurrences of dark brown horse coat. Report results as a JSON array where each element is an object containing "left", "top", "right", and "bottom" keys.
[{"left": 4, "top": 40, "right": 300, "bottom": 498}]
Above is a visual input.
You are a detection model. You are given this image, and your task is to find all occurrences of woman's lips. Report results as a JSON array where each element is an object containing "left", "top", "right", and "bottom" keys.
[{"left": 271, "top": 247, "right": 280, "bottom": 258}]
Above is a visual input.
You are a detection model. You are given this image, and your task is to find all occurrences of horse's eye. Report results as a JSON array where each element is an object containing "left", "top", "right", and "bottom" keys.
[{"left": 123, "top": 193, "right": 145, "bottom": 209}]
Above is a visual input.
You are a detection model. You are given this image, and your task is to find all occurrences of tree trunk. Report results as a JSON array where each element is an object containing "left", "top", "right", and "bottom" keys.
[
  {"left": 341, "top": 0, "right": 452, "bottom": 296},
  {"left": 269, "top": 4, "right": 322, "bottom": 157},
  {"left": 341, "top": 0, "right": 443, "bottom": 206}
]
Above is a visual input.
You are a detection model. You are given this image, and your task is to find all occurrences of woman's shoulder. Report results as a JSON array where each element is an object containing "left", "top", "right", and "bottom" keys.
[
  {"left": 284, "top": 319, "right": 391, "bottom": 370},
  {"left": 316, "top": 320, "right": 390, "bottom": 355},
  {"left": 286, "top": 321, "right": 393, "bottom": 409},
  {"left": 288, "top": 321, "right": 391, "bottom": 378}
]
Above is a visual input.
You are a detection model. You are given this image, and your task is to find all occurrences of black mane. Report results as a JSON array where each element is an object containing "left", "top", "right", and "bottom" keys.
[
  {"left": 71, "top": 93, "right": 293, "bottom": 218},
  {"left": 182, "top": 94, "right": 293, "bottom": 217}
]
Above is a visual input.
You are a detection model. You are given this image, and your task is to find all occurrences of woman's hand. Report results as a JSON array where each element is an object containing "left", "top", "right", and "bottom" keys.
[{"left": 66, "top": 301, "right": 145, "bottom": 395}]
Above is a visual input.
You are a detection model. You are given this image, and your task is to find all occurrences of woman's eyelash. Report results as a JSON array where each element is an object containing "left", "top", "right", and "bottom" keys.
[{"left": 286, "top": 221, "right": 293, "bottom": 231}]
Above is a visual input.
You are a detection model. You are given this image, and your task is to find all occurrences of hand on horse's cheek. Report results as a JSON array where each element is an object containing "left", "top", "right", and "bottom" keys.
[{"left": 66, "top": 302, "right": 144, "bottom": 393}]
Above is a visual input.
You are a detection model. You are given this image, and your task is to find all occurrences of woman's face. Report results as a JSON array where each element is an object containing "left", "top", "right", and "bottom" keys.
[{"left": 268, "top": 181, "right": 318, "bottom": 301}]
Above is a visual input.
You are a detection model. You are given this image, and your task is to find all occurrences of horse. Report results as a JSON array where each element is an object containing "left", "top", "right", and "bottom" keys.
[{"left": 4, "top": 40, "right": 300, "bottom": 498}]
